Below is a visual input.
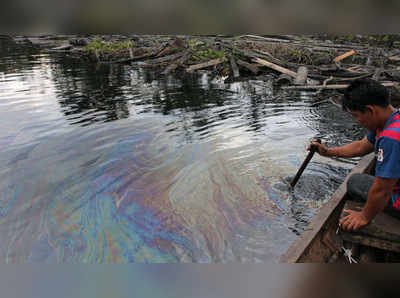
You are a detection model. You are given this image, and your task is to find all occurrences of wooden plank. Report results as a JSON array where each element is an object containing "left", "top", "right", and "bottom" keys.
[
  {"left": 253, "top": 57, "right": 297, "bottom": 78},
  {"left": 282, "top": 82, "right": 400, "bottom": 91},
  {"left": 186, "top": 58, "right": 226, "bottom": 71},
  {"left": 280, "top": 153, "right": 375, "bottom": 263},
  {"left": 236, "top": 60, "right": 260, "bottom": 74},
  {"left": 333, "top": 50, "right": 356, "bottom": 63},
  {"left": 341, "top": 234, "right": 400, "bottom": 253},
  {"left": 294, "top": 66, "right": 308, "bottom": 85},
  {"left": 340, "top": 201, "right": 400, "bottom": 243},
  {"left": 229, "top": 56, "right": 240, "bottom": 78}
]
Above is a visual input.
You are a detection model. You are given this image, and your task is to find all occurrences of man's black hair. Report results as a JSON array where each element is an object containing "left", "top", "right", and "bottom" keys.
[{"left": 342, "top": 78, "right": 390, "bottom": 112}]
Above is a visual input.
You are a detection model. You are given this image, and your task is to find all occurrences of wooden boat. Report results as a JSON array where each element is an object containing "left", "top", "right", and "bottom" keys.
[{"left": 280, "top": 152, "right": 400, "bottom": 263}]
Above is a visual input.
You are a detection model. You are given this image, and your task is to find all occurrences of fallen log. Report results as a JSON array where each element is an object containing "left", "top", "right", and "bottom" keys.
[
  {"left": 162, "top": 52, "right": 191, "bottom": 74},
  {"left": 282, "top": 82, "right": 400, "bottom": 91},
  {"left": 116, "top": 45, "right": 166, "bottom": 63},
  {"left": 236, "top": 60, "right": 260, "bottom": 74},
  {"left": 372, "top": 68, "right": 383, "bottom": 81},
  {"left": 237, "top": 35, "right": 292, "bottom": 43},
  {"left": 333, "top": 49, "right": 356, "bottom": 63},
  {"left": 143, "top": 52, "right": 185, "bottom": 64},
  {"left": 253, "top": 57, "right": 297, "bottom": 77},
  {"left": 253, "top": 49, "right": 275, "bottom": 59},
  {"left": 389, "top": 56, "right": 400, "bottom": 62},
  {"left": 308, "top": 72, "right": 373, "bottom": 83},
  {"left": 47, "top": 44, "right": 73, "bottom": 52},
  {"left": 186, "top": 57, "right": 226, "bottom": 71},
  {"left": 230, "top": 56, "right": 240, "bottom": 78},
  {"left": 275, "top": 74, "right": 293, "bottom": 86},
  {"left": 386, "top": 70, "right": 400, "bottom": 82},
  {"left": 294, "top": 66, "right": 308, "bottom": 85},
  {"left": 156, "top": 38, "right": 186, "bottom": 57},
  {"left": 221, "top": 43, "right": 296, "bottom": 69}
]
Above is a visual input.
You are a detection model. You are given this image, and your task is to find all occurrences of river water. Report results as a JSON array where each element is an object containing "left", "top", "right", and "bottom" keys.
[{"left": 0, "top": 41, "right": 366, "bottom": 263}]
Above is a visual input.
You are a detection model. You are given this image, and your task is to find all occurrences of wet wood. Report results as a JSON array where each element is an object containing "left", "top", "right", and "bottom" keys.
[
  {"left": 162, "top": 52, "right": 191, "bottom": 74},
  {"left": 116, "top": 51, "right": 159, "bottom": 64},
  {"left": 48, "top": 44, "right": 72, "bottom": 52},
  {"left": 253, "top": 57, "right": 297, "bottom": 77},
  {"left": 282, "top": 82, "right": 400, "bottom": 90},
  {"left": 275, "top": 74, "right": 293, "bottom": 86},
  {"left": 389, "top": 56, "right": 400, "bottom": 62},
  {"left": 238, "top": 35, "right": 292, "bottom": 43},
  {"left": 186, "top": 58, "right": 226, "bottom": 71},
  {"left": 18, "top": 34, "right": 400, "bottom": 85},
  {"left": 341, "top": 233, "right": 400, "bottom": 253},
  {"left": 372, "top": 68, "right": 383, "bottom": 81},
  {"left": 333, "top": 49, "right": 356, "bottom": 63},
  {"left": 294, "top": 66, "right": 308, "bottom": 85},
  {"left": 236, "top": 60, "right": 260, "bottom": 74},
  {"left": 230, "top": 56, "right": 240, "bottom": 78},
  {"left": 144, "top": 52, "right": 185, "bottom": 64}
]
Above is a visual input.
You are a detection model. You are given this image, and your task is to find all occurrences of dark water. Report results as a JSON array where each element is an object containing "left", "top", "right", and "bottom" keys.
[{"left": 0, "top": 41, "right": 366, "bottom": 263}]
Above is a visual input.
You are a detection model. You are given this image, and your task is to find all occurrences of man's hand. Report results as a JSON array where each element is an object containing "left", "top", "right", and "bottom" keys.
[
  {"left": 308, "top": 140, "right": 329, "bottom": 156},
  {"left": 339, "top": 209, "right": 369, "bottom": 232}
]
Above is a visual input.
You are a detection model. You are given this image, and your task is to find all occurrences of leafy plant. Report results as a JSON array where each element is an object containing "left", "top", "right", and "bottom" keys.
[{"left": 83, "top": 38, "right": 133, "bottom": 53}]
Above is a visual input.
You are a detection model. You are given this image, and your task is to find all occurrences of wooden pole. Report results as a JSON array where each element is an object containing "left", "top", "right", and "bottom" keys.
[{"left": 290, "top": 139, "right": 321, "bottom": 188}]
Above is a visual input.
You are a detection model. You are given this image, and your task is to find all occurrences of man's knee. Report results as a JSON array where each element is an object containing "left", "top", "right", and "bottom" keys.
[
  {"left": 346, "top": 173, "right": 374, "bottom": 201},
  {"left": 347, "top": 173, "right": 364, "bottom": 193}
]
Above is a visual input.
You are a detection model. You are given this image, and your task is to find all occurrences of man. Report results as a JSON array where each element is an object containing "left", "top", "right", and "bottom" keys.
[{"left": 311, "top": 78, "right": 400, "bottom": 232}]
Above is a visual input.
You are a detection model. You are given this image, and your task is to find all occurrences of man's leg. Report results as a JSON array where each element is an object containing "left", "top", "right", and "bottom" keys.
[
  {"left": 347, "top": 173, "right": 400, "bottom": 219},
  {"left": 347, "top": 173, "right": 374, "bottom": 202}
]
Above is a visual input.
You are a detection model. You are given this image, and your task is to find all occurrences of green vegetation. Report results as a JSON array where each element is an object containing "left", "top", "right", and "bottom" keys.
[
  {"left": 188, "top": 39, "right": 227, "bottom": 61},
  {"left": 191, "top": 47, "right": 226, "bottom": 61},
  {"left": 83, "top": 38, "right": 133, "bottom": 53}
]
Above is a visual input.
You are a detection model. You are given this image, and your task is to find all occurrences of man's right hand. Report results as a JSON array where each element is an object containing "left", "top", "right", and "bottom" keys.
[{"left": 308, "top": 140, "right": 330, "bottom": 156}]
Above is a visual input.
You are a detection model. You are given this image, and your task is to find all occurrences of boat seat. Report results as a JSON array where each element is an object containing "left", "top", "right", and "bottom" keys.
[{"left": 339, "top": 200, "right": 400, "bottom": 253}]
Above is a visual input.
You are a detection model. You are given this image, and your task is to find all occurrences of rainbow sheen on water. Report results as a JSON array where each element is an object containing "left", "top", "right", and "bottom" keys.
[{"left": 0, "top": 41, "right": 362, "bottom": 262}]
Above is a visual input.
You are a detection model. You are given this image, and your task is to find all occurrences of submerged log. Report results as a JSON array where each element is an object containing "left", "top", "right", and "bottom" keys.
[
  {"left": 282, "top": 82, "right": 400, "bottom": 90},
  {"left": 275, "top": 74, "right": 293, "bottom": 86}
]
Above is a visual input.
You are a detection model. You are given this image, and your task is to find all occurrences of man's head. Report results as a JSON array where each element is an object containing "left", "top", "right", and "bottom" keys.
[{"left": 342, "top": 79, "right": 393, "bottom": 131}]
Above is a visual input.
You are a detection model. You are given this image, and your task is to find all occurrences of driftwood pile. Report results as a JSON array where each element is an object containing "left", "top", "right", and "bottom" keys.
[{"left": 11, "top": 34, "right": 400, "bottom": 97}]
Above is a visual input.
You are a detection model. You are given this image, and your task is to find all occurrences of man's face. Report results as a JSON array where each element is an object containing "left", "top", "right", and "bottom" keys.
[{"left": 350, "top": 109, "right": 377, "bottom": 131}]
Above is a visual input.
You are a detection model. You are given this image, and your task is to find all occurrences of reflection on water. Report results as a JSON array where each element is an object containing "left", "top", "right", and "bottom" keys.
[{"left": 0, "top": 42, "right": 365, "bottom": 263}]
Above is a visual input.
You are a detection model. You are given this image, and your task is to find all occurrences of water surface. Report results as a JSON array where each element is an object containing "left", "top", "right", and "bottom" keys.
[{"left": 0, "top": 41, "right": 366, "bottom": 263}]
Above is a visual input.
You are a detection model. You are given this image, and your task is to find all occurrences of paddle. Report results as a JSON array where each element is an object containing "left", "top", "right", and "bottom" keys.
[{"left": 290, "top": 139, "right": 321, "bottom": 188}]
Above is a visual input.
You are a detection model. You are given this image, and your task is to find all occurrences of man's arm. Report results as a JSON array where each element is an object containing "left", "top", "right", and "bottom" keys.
[
  {"left": 340, "top": 176, "right": 398, "bottom": 231},
  {"left": 311, "top": 136, "right": 374, "bottom": 158}
]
